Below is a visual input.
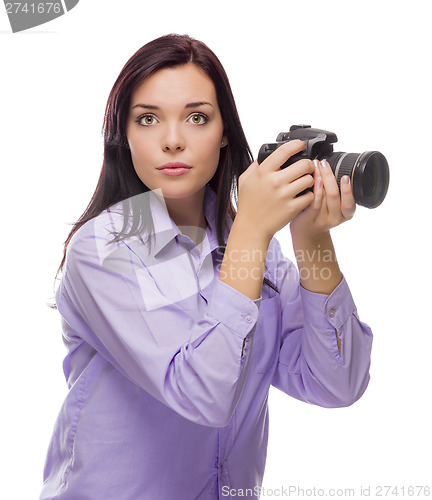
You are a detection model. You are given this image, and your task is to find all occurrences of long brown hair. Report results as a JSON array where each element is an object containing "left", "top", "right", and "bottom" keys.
[{"left": 49, "top": 34, "right": 276, "bottom": 308}]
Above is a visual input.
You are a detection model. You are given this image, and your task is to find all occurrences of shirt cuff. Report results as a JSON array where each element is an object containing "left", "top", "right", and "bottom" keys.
[
  {"left": 206, "top": 279, "right": 261, "bottom": 339},
  {"left": 299, "top": 274, "right": 356, "bottom": 330}
]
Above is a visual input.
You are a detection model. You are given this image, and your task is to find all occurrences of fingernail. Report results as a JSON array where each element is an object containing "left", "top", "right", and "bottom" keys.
[
  {"left": 313, "top": 160, "right": 320, "bottom": 169},
  {"left": 342, "top": 175, "right": 350, "bottom": 184},
  {"left": 320, "top": 160, "right": 328, "bottom": 168}
]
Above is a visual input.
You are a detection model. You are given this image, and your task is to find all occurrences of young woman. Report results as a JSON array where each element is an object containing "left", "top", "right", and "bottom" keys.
[{"left": 40, "top": 34, "right": 373, "bottom": 499}]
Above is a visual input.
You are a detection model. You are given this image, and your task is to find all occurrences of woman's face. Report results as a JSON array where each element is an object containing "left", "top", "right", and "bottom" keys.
[{"left": 126, "top": 64, "right": 227, "bottom": 201}]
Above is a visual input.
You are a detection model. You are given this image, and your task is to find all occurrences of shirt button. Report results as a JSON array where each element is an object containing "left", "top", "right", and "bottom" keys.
[
  {"left": 328, "top": 308, "right": 336, "bottom": 318},
  {"left": 245, "top": 315, "right": 252, "bottom": 323}
]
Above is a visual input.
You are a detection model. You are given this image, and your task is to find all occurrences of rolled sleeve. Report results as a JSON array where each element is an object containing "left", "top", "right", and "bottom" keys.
[
  {"left": 207, "top": 279, "right": 261, "bottom": 339},
  {"left": 299, "top": 275, "right": 356, "bottom": 330},
  {"left": 270, "top": 238, "right": 373, "bottom": 408}
]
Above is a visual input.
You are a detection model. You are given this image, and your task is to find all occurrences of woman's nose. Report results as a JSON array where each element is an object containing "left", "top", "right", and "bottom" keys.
[{"left": 162, "top": 126, "right": 185, "bottom": 152}]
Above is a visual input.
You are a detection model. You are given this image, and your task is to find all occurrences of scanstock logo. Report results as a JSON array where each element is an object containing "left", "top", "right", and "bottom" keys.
[{"left": 4, "top": 1, "right": 79, "bottom": 32}]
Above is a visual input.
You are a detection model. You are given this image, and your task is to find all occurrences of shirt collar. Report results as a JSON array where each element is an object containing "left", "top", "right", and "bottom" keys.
[{"left": 148, "top": 184, "right": 231, "bottom": 257}]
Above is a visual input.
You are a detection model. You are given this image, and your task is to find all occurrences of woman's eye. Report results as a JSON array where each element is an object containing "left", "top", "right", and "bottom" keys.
[
  {"left": 188, "top": 113, "right": 208, "bottom": 125},
  {"left": 137, "top": 114, "right": 157, "bottom": 126}
]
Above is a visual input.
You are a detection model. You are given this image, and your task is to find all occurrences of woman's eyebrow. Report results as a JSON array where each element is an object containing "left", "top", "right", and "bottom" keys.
[
  {"left": 185, "top": 101, "right": 213, "bottom": 109},
  {"left": 131, "top": 101, "right": 213, "bottom": 110},
  {"left": 131, "top": 104, "right": 159, "bottom": 110}
]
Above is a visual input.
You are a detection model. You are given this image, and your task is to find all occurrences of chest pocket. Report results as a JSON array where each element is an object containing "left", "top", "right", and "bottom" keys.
[{"left": 254, "top": 293, "right": 281, "bottom": 374}]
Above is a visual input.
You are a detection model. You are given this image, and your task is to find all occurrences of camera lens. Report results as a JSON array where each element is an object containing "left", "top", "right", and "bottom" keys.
[{"left": 327, "top": 151, "right": 390, "bottom": 208}]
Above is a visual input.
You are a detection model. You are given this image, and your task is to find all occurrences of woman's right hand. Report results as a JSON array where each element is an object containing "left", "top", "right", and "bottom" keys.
[{"left": 236, "top": 140, "right": 316, "bottom": 241}]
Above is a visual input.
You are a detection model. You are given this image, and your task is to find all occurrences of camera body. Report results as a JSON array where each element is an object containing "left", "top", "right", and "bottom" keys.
[
  {"left": 258, "top": 124, "right": 390, "bottom": 208},
  {"left": 258, "top": 124, "right": 337, "bottom": 169}
]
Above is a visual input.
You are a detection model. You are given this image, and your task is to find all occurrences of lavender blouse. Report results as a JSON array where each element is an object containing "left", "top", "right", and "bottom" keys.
[{"left": 40, "top": 185, "right": 373, "bottom": 499}]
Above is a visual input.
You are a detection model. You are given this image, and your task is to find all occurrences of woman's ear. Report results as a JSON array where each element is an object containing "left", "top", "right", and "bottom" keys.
[{"left": 220, "top": 135, "right": 228, "bottom": 148}]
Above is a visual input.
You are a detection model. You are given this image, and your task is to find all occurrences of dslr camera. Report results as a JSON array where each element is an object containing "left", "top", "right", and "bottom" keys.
[{"left": 258, "top": 125, "right": 389, "bottom": 208}]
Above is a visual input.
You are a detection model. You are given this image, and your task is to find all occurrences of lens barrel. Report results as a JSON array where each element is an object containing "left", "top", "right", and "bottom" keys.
[{"left": 327, "top": 151, "right": 389, "bottom": 208}]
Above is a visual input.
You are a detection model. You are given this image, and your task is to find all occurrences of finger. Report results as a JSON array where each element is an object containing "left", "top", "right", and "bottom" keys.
[
  {"left": 313, "top": 172, "right": 330, "bottom": 226},
  {"left": 279, "top": 158, "right": 315, "bottom": 183},
  {"left": 319, "top": 159, "right": 341, "bottom": 218},
  {"left": 286, "top": 173, "right": 315, "bottom": 198},
  {"left": 340, "top": 175, "right": 356, "bottom": 219},
  {"left": 310, "top": 160, "right": 324, "bottom": 211},
  {"left": 288, "top": 189, "right": 315, "bottom": 215},
  {"left": 260, "top": 140, "right": 307, "bottom": 173}
]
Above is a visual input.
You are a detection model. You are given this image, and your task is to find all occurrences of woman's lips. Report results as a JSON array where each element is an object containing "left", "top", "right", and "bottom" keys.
[{"left": 157, "top": 162, "right": 192, "bottom": 176}]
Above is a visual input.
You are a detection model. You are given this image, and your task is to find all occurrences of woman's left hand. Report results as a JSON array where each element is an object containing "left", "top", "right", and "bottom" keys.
[{"left": 290, "top": 159, "right": 356, "bottom": 239}]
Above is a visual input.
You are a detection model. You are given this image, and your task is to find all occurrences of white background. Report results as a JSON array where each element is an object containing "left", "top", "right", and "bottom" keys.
[{"left": 1, "top": 0, "right": 431, "bottom": 498}]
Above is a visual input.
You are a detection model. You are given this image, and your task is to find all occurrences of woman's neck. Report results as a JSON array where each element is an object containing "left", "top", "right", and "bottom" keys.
[{"left": 164, "top": 188, "right": 207, "bottom": 248}]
